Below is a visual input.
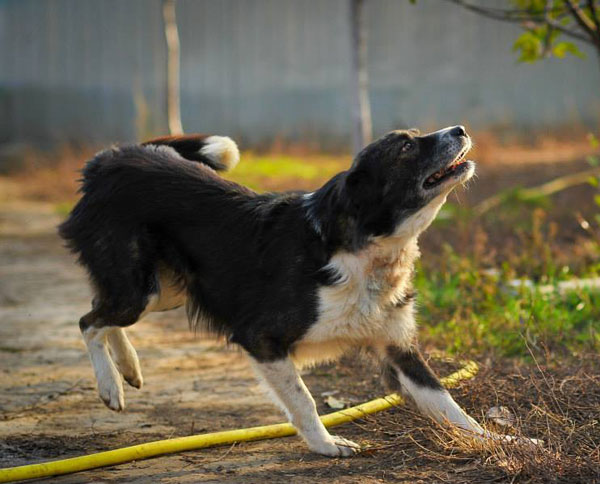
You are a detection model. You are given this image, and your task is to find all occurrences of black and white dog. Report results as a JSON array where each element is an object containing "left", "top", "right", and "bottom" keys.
[{"left": 60, "top": 127, "right": 506, "bottom": 456}]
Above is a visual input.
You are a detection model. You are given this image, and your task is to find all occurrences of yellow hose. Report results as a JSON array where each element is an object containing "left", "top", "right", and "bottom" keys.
[{"left": 0, "top": 360, "right": 478, "bottom": 483}]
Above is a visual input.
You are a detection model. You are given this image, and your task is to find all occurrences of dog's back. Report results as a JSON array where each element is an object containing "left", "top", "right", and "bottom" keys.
[{"left": 59, "top": 135, "right": 245, "bottom": 325}]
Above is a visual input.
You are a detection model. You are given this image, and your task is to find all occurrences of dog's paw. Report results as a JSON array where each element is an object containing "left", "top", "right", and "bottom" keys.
[
  {"left": 310, "top": 435, "right": 361, "bottom": 457},
  {"left": 98, "top": 375, "right": 125, "bottom": 411},
  {"left": 117, "top": 360, "right": 143, "bottom": 389},
  {"left": 111, "top": 348, "right": 144, "bottom": 389},
  {"left": 123, "top": 372, "right": 143, "bottom": 389}
]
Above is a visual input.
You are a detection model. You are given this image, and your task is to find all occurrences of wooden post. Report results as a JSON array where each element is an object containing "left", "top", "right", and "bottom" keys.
[
  {"left": 349, "top": 0, "right": 372, "bottom": 155},
  {"left": 162, "top": 0, "right": 183, "bottom": 135}
]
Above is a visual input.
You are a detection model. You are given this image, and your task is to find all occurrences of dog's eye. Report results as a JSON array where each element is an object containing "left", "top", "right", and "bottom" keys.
[{"left": 401, "top": 141, "right": 414, "bottom": 153}]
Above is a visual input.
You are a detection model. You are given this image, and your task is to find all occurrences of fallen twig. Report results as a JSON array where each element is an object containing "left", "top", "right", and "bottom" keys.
[{"left": 472, "top": 166, "right": 600, "bottom": 217}]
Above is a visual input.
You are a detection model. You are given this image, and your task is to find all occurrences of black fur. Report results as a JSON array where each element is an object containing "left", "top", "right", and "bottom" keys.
[
  {"left": 304, "top": 128, "right": 468, "bottom": 251},
  {"left": 142, "top": 134, "right": 227, "bottom": 170},
  {"left": 387, "top": 346, "right": 443, "bottom": 390},
  {"left": 384, "top": 345, "right": 444, "bottom": 391},
  {"left": 60, "top": 128, "right": 468, "bottom": 363}
]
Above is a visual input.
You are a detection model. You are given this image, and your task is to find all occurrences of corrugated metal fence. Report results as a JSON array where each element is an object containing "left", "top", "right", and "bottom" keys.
[{"left": 0, "top": 0, "right": 598, "bottom": 149}]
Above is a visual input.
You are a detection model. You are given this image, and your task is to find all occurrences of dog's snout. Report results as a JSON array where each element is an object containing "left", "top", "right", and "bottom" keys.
[{"left": 449, "top": 125, "right": 466, "bottom": 138}]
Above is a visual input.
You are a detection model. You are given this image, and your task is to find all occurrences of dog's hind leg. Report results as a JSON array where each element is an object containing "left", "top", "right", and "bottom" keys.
[
  {"left": 80, "top": 312, "right": 125, "bottom": 411},
  {"left": 107, "top": 328, "right": 143, "bottom": 389},
  {"left": 381, "top": 345, "right": 484, "bottom": 435},
  {"left": 250, "top": 356, "right": 360, "bottom": 457},
  {"left": 80, "top": 296, "right": 148, "bottom": 411}
]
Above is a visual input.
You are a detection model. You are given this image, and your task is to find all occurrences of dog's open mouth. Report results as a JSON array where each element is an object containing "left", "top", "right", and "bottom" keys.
[{"left": 423, "top": 148, "right": 470, "bottom": 189}]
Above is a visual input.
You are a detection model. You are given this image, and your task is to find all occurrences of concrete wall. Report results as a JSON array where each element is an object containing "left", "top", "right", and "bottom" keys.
[{"left": 1, "top": 0, "right": 598, "bottom": 149}]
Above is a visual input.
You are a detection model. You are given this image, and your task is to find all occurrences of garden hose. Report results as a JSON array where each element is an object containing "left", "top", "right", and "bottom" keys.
[{"left": 0, "top": 359, "right": 478, "bottom": 483}]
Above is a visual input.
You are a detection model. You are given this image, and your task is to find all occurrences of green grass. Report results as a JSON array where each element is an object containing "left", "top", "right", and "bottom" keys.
[
  {"left": 416, "top": 248, "right": 600, "bottom": 358},
  {"left": 226, "top": 152, "right": 347, "bottom": 191},
  {"left": 54, "top": 201, "right": 74, "bottom": 217}
]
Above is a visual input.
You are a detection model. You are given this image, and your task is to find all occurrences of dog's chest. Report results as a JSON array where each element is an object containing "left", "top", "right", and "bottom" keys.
[{"left": 306, "top": 239, "right": 419, "bottom": 342}]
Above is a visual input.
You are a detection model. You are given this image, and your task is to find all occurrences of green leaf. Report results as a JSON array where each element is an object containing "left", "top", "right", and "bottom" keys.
[
  {"left": 552, "top": 41, "right": 585, "bottom": 59},
  {"left": 513, "top": 32, "right": 543, "bottom": 63},
  {"left": 594, "top": 194, "right": 600, "bottom": 207}
]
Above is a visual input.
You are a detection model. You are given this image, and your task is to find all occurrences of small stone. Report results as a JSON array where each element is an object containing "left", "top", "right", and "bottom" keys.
[{"left": 486, "top": 405, "right": 515, "bottom": 428}]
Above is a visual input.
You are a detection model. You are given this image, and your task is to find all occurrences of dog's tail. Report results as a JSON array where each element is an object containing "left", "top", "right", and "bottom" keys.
[{"left": 142, "top": 134, "right": 240, "bottom": 172}]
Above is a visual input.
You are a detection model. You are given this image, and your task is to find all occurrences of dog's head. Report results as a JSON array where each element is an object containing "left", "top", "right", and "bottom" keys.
[{"left": 344, "top": 126, "right": 475, "bottom": 243}]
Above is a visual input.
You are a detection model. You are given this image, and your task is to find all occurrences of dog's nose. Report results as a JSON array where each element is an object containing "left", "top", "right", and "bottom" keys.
[{"left": 449, "top": 125, "right": 467, "bottom": 138}]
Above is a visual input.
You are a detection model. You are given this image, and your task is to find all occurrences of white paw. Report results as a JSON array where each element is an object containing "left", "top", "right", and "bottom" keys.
[
  {"left": 309, "top": 435, "right": 361, "bottom": 457},
  {"left": 124, "top": 371, "right": 143, "bottom": 389},
  {"left": 98, "top": 371, "right": 125, "bottom": 411},
  {"left": 115, "top": 358, "right": 144, "bottom": 389}
]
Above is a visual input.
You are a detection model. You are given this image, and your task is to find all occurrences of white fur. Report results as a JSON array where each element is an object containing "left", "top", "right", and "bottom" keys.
[
  {"left": 302, "top": 192, "right": 322, "bottom": 236},
  {"left": 83, "top": 326, "right": 125, "bottom": 411},
  {"left": 393, "top": 369, "right": 484, "bottom": 434},
  {"left": 292, "top": 180, "right": 474, "bottom": 367},
  {"left": 393, "top": 194, "right": 449, "bottom": 240},
  {"left": 107, "top": 328, "right": 143, "bottom": 389},
  {"left": 394, "top": 372, "right": 542, "bottom": 445},
  {"left": 293, "top": 236, "right": 421, "bottom": 366},
  {"left": 200, "top": 135, "right": 240, "bottom": 171},
  {"left": 139, "top": 266, "right": 187, "bottom": 319},
  {"left": 250, "top": 357, "right": 360, "bottom": 457}
]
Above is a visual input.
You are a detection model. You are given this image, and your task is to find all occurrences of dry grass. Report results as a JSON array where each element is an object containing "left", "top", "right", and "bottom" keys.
[
  {"left": 357, "top": 354, "right": 600, "bottom": 483},
  {"left": 2, "top": 144, "right": 94, "bottom": 203}
]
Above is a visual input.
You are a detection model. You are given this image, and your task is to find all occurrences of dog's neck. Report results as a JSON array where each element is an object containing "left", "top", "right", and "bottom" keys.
[{"left": 303, "top": 173, "right": 446, "bottom": 255}]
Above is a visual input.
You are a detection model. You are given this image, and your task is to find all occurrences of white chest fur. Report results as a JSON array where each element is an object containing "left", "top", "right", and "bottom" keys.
[{"left": 292, "top": 237, "right": 420, "bottom": 366}]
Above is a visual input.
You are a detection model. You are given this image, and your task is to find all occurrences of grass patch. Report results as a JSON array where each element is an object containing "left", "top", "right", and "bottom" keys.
[
  {"left": 54, "top": 201, "right": 74, "bottom": 217},
  {"left": 416, "top": 248, "right": 600, "bottom": 358},
  {"left": 370, "top": 354, "right": 600, "bottom": 483},
  {"left": 225, "top": 152, "right": 348, "bottom": 191}
]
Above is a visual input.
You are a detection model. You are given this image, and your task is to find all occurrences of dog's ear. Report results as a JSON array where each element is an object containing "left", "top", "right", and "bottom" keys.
[
  {"left": 345, "top": 169, "right": 376, "bottom": 210},
  {"left": 345, "top": 169, "right": 384, "bottom": 248}
]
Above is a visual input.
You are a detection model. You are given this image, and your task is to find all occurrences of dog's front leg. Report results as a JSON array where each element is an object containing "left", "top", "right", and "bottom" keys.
[
  {"left": 382, "top": 345, "right": 484, "bottom": 435},
  {"left": 250, "top": 357, "right": 360, "bottom": 457},
  {"left": 382, "top": 345, "right": 542, "bottom": 445}
]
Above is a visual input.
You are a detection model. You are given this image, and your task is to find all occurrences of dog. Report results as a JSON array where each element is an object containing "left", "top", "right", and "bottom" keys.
[{"left": 60, "top": 127, "right": 510, "bottom": 457}]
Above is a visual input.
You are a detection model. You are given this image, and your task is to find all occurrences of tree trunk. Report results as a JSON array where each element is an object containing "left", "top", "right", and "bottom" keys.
[
  {"left": 162, "top": 0, "right": 183, "bottom": 135},
  {"left": 349, "top": 0, "right": 372, "bottom": 155}
]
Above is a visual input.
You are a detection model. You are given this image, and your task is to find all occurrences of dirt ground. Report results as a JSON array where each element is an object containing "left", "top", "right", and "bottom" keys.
[
  {"left": 1, "top": 150, "right": 599, "bottom": 483},
  {"left": 0, "top": 203, "right": 406, "bottom": 483}
]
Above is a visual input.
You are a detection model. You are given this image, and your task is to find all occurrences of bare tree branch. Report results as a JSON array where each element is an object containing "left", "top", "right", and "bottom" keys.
[
  {"left": 473, "top": 166, "right": 600, "bottom": 217},
  {"left": 543, "top": 17, "right": 593, "bottom": 43},
  {"left": 349, "top": 0, "right": 372, "bottom": 154},
  {"left": 443, "top": 0, "right": 566, "bottom": 21},
  {"left": 542, "top": 0, "right": 556, "bottom": 55},
  {"left": 162, "top": 0, "right": 183, "bottom": 135},
  {"left": 443, "top": 0, "right": 595, "bottom": 45},
  {"left": 565, "top": 0, "right": 599, "bottom": 39},
  {"left": 587, "top": 0, "right": 600, "bottom": 38}
]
